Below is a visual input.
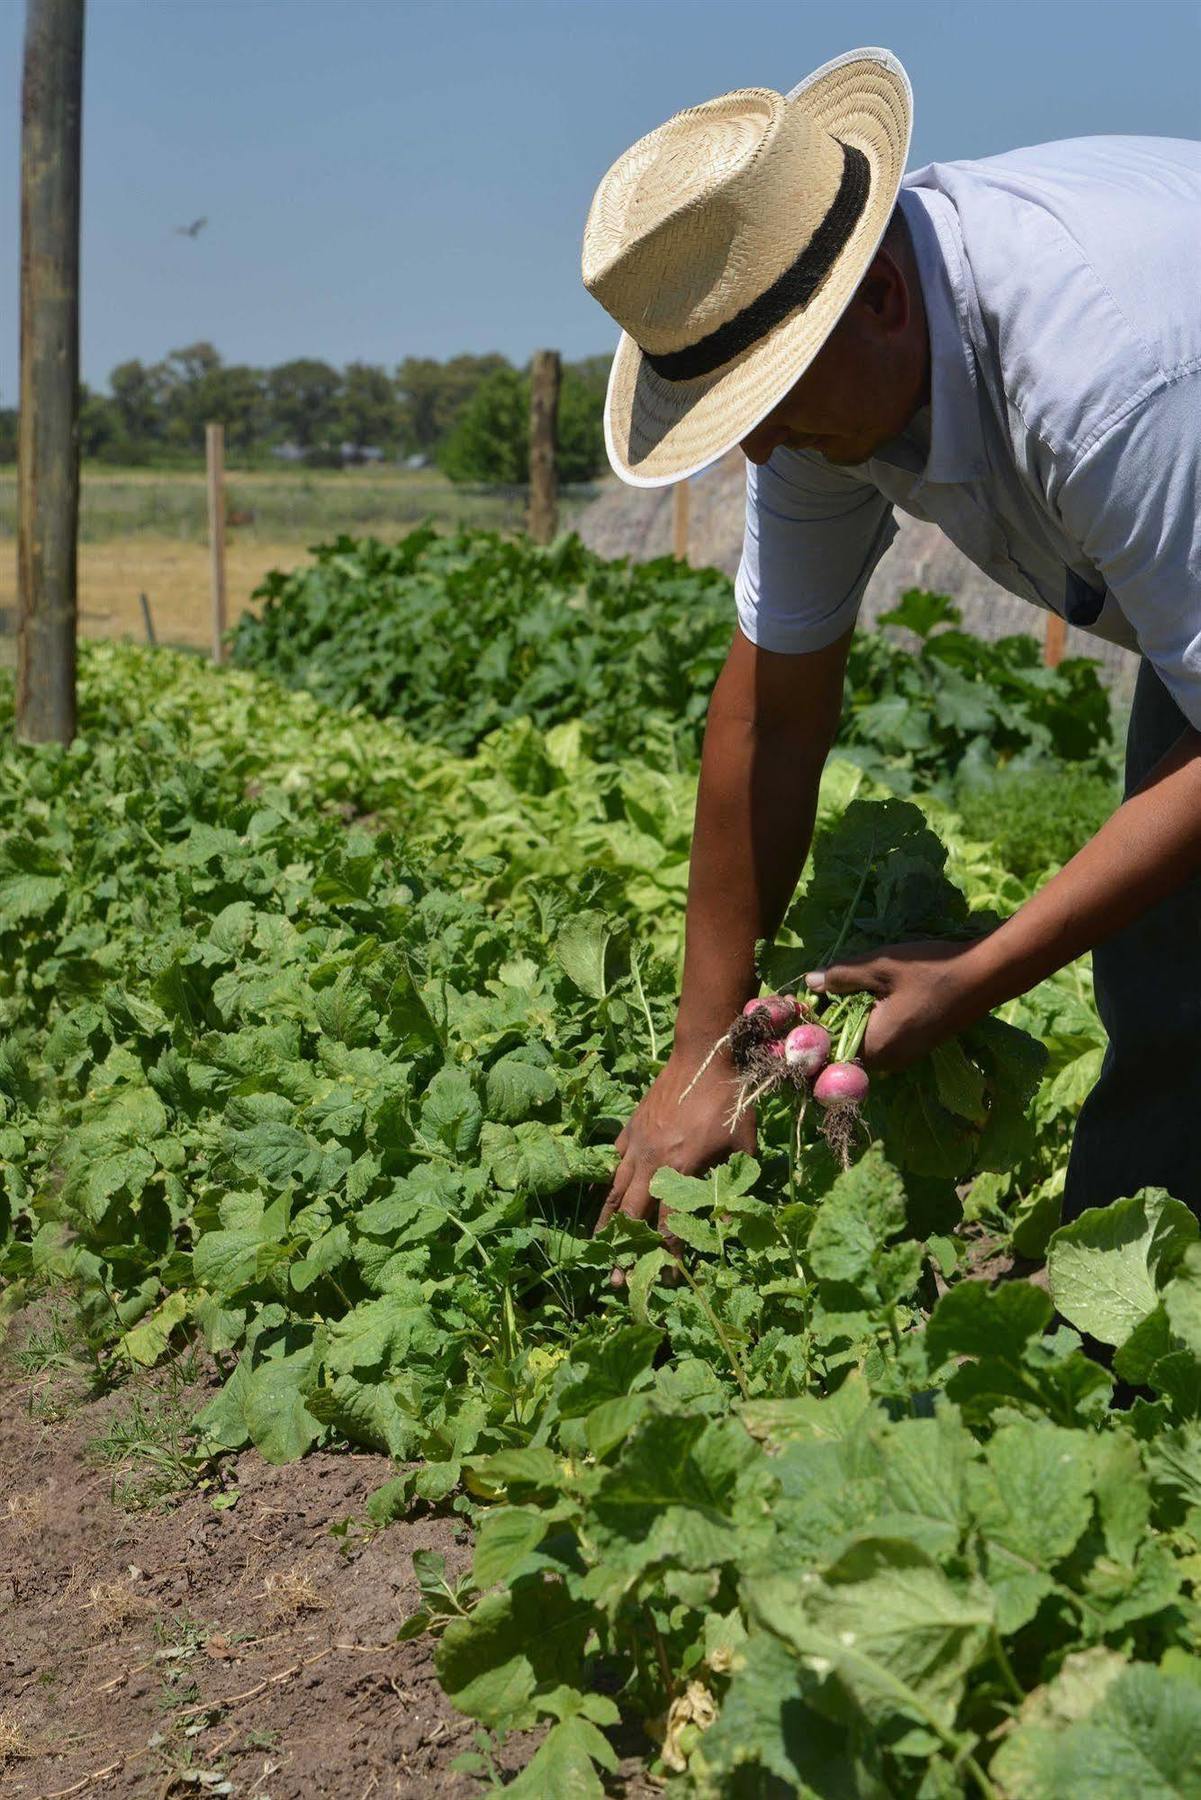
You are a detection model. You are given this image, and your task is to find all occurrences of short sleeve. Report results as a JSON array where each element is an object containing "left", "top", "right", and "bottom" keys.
[
  {"left": 733, "top": 449, "right": 898, "bottom": 654},
  {"left": 1058, "top": 375, "right": 1201, "bottom": 725}
]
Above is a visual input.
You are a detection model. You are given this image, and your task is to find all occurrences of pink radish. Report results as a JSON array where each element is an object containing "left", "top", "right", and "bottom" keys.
[
  {"left": 682, "top": 993, "right": 812, "bottom": 1113},
  {"left": 741, "top": 994, "right": 801, "bottom": 1031},
  {"left": 784, "top": 1023, "right": 830, "bottom": 1079},
  {"left": 728, "top": 993, "right": 804, "bottom": 1073},
  {"left": 813, "top": 1061, "right": 870, "bottom": 1168},
  {"left": 813, "top": 1062, "right": 870, "bottom": 1106}
]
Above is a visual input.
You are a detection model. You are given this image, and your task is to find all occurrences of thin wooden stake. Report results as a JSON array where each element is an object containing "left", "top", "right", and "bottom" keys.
[
  {"left": 527, "top": 349, "right": 560, "bottom": 546},
  {"left": 16, "top": 0, "right": 85, "bottom": 746},
  {"left": 1044, "top": 612, "right": 1067, "bottom": 669},
  {"left": 206, "top": 421, "right": 227, "bottom": 663},
  {"left": 138, "top": 591, "right": 156, "bottom": 645},
  {"left": 672, "top": 478, "right": 690, "bottom": 563}
]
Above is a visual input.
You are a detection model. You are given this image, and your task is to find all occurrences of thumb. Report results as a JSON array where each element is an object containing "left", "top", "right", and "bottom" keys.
[{"left": 805, "top": 957, "right": 885, "bottom": 999}]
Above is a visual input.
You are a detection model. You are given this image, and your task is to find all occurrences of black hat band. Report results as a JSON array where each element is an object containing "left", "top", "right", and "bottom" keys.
[{"left": 640, "top": 139, "right": 871, "bottom": 384}]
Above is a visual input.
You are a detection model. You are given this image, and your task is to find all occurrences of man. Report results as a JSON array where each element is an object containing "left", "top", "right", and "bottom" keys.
[{"left": 580, "top": 48, "right": 1201, "bottom": 1245}]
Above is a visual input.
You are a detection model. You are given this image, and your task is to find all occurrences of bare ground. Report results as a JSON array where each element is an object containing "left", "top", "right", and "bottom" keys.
[{"left": 0, "top": 1304, "right": 648, "bottom": 1800}]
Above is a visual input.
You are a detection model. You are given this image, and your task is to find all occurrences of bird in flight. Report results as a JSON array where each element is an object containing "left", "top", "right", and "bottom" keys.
[{"left": 175, "top": 217, "right": 208, "bottom": 238}]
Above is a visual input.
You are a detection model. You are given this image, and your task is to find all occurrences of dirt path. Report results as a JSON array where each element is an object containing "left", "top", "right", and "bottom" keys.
[{"left": 0, "top": 1309, "right": 489, "bottom": 1799}]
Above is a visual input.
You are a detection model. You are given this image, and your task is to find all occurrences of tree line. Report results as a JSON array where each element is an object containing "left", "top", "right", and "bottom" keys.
[{"left": 0, "top": 345, "right": 611, "bottom": 482}]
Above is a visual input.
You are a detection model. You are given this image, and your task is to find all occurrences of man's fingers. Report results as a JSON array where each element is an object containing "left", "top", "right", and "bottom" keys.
[
  {"left": 598, "top": 1171, "right": 705, "bottom": 1292},
  {"left": 597, "top": 1153, "right": 670, "bottom": 1287},
  {"left": 806, "top": 958, "right": 886, "bottom": 999},
  {"left": 615, "top": 1165, "right": 656, "bottom": 1228},
  {"left": 658, "top": 1211, "right": 685, "bottom": 1279},
  {"left": 593, "top": 1155, "right": 636, "bottom": 1238}
]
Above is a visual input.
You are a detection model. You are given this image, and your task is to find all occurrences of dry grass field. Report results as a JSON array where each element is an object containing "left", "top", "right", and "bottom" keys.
[
  {"left": 67, "top": 536, "right": 311, "bottom": 651},
  {"left": 0, "top": 463, "right": 597, "bottom": 659}
]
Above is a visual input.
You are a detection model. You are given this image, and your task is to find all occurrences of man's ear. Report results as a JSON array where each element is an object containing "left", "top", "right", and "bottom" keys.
[{"left": 855, "top": 248, "right": 910, "bottom": 332}]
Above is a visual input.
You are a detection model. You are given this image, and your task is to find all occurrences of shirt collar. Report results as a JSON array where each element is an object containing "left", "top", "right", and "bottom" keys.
[{"left": 871, "top": 181, "right": 989, "bottom": 486}]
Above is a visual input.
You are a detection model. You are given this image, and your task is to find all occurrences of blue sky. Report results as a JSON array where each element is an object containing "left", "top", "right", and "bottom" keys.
[{"left": 1, "top": 0, "right": 1198, "bottom": 398}]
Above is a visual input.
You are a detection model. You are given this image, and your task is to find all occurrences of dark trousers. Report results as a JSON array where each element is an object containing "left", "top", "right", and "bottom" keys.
[{"left": 1063, "top": 660, "right": 1201, "bottom": 1222}]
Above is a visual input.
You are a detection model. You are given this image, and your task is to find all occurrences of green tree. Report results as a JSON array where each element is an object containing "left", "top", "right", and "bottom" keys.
[
  {"left": 79, "top": 383, "right": 123, "bottom": 459},
  {"left": 438, "top": 357, "right": 609, "bottom": 486},
  {"left": 159, "top": 342, "right": 226, "bottom": 450},
  {"left": 206, "top": 364, "right": 267, "bottom": 454},
  {"left": 0, "top": 405, "right": 16, "bottom": 464},
  {"left": 266, "top": 358, "right": 342, "bottom": 450},
  {"left": 396, "top": 353, "right": 510, "bottom": 457},
  {"left": 437, "top": 366, "right": 528, "bottom": 483},
  {"left": 558, "top": 358, "right": 608, "bottom": 484},
  {"left": 109, "top": 358, "right": 167, "bottom": 447},
  {"left": 338, "top": 362, "right": 400, "bottom": 451}
]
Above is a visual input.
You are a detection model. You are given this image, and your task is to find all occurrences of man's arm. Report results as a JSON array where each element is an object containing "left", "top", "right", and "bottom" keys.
[
  {"left": 594, "top": 624, "right": 851, "bottom": 1243},
  {"left": 817, "top": 377, "right": 1201, "bottom": 1062},
  {"left": 811, "top": 722, "right": 1201, "bottom": 1064}
]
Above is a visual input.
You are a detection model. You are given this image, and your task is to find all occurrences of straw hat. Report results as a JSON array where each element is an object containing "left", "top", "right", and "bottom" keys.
[{"left": 582, "top": 48, "right": 912, "bottom": 487}]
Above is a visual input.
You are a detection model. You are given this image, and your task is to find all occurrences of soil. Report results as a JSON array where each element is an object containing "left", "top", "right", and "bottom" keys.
[{"left": 0, "top": 1304, "right": 651, "bottom": 1799}]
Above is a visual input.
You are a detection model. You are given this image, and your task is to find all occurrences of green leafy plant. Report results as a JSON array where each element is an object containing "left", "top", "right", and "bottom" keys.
[
  {"left": 1, "top": 548, "right": 1179, "bottom": 1798},
  {"left": 230, "top": 532, "right": 1116, "bottom": 784},
  {"left": 843, "top": 588, "right": 1116, "bottom": 795},
  {"left": 956, "top": 766, "right": 1120, "bottom": 883}
]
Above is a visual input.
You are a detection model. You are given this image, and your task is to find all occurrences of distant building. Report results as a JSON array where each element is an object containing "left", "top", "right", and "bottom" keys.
[{"left": 270, "top": 440, "right": 386, "bottom": 467}]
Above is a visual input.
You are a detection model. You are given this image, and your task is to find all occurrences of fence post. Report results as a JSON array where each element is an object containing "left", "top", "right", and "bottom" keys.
[
  {"left": 16, "top": 0, "right": 85, "bottom": 746},
  {"left": 672, "top": 479, "right": 690, "bottom": 563},
  {"left": 527, "top": 350, "right": 561, "bottom": 546},
  {"left": 206, "top": 422, "right": 227, "bottom": 663},
  {"left": 1044, "top": 613, "right": 1067, "bottom": 669}
]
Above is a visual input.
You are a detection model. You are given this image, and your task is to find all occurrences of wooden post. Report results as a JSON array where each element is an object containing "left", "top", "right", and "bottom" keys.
[
  {"left": 16, "top": 0, "right": 85, "bottom": 746},
  {"left": 139, "top": 591, "right": 156, "bottom": 646},
  {"left": 672, "top": 479, "right": 690, "bottom": 563},
  {"left": 1044, "top": 613, "right": 1067, "bottom": 669},
  {"left": 527, "top": 349, "right": 560, "bottom": 546},
  {"left": 206, "top": 422, "right": 227, "bottom": 663}
]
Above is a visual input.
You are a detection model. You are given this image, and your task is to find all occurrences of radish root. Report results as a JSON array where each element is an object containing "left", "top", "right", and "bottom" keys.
[
  {"left": 679, "top": 1030, "right": 732, "bottom": 1103},
  {"left": 819, "top": 1101, "right": 868, "bottom": 1170}
]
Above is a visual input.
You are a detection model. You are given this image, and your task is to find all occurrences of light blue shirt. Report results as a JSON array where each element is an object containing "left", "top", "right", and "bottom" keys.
[{"left": 735, "top": 136, "right": 1201, "bottom": 720}]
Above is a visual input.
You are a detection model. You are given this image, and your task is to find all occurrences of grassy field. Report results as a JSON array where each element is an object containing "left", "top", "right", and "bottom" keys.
[{"left": 0, "top": 463, "right": 599, "bottom": 655}]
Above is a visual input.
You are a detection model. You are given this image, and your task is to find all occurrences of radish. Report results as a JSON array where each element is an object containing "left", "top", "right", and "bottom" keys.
[
  {"left": 813, "top": 1060, "right": 870, "bottom": 1167},
  {"left": 740, "top": 994, "right": 801, "bottom": 1031},
  {"left": 725, "top": 1028, "right": 804, "bottom": 1127},
  {"left": 681, "top": 994, "right": 809, "bottom": 1104},
  {"left": 730, "top": 993, "right": 805, "bottom": 1070},
  {"left": 679, "top": 987, "right": 872, "bottom": 1163},
  {"left": 783, "top": 1023, "right": 830, "bottom": 1080},
  {"left": 813, "top": 1062, "right": 869, "bottom": 1106}
]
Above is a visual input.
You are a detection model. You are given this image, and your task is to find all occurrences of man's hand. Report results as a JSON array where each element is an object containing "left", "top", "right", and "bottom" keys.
[
  {"left": 592, "top": 625, "right": 848, "bottom": 1284},
  {"left": 807, "top": 940, "right": 987, "bottom": 1071},
  {"left": 593, "top": 1046, "right": 756, "bottom": 1280},
  {"left": 809, "top": 722, "right": 1201, "bottom": 1074}
]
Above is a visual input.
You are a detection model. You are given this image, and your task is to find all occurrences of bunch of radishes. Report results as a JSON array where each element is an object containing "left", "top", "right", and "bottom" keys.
[{"left": 687, "top": 988, "right": 873, "bottom": 1165}]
